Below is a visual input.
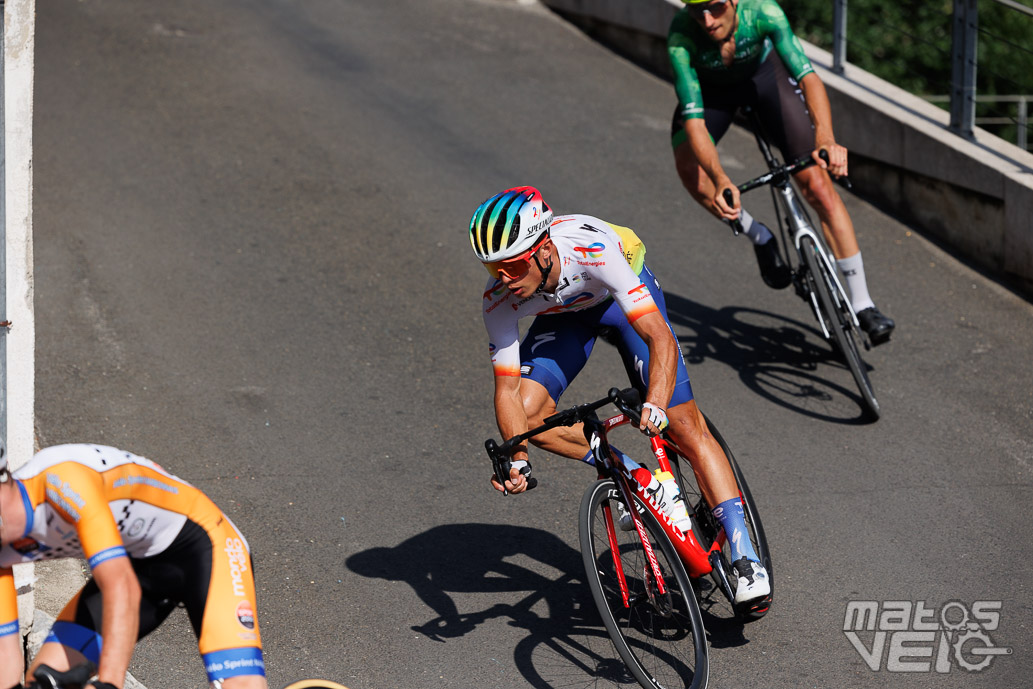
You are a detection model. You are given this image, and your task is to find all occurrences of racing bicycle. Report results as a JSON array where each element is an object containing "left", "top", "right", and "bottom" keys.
[
  {"left": 484, "top": 388, "right": 771, "bottom": 689},
  {"left": 28, "top": 663, "right": 351, "bottom": 689},
  {"left": 727, "top": 106, "right": 880, "bottom": 419}
]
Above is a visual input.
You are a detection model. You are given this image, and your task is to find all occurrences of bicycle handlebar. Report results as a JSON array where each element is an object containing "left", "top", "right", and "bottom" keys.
[
  {"left": 484, "top": 388, "right": 643, "bottom": 495},
  {"left": 32, "top": 663, "right": 96, "bottom": 689}
]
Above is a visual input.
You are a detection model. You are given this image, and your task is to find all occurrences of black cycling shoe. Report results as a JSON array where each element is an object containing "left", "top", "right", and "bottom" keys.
[
  {"left": 857, "top": 306, "right": 895, "bottom": 345},
  {"left": 753, "top": 236, "right": 792, "bottom": 289}
]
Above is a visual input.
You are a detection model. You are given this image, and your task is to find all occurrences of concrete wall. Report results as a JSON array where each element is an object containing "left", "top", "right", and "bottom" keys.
[{"left": 542, "top": 0, "right": 1033, "bottom": 297}]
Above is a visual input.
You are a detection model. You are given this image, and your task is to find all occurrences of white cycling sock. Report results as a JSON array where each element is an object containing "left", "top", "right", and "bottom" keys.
[
  {"left": 739, "top": 208, "right": 772, "bottom": 245},
  {"left": 836, "top": 252, "right": 875, "bottom": 312}
]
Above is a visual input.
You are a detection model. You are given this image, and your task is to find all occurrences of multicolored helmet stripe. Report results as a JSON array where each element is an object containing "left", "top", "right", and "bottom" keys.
[{"left": 469, "top": 186, "right": 552, "bottom": 263}]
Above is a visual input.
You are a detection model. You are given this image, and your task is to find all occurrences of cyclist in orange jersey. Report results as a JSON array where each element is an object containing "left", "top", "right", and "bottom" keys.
[{"left": 0, "top": 442, "right": 267, "bottom": 689}]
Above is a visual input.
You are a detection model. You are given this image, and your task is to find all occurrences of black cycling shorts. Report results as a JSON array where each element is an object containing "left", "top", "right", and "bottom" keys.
[{"left": 671, "top": 52, "right": 815, "bottom": 162}]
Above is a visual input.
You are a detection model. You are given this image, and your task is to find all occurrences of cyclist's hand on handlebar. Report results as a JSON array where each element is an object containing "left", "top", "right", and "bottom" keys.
[
  {"left": 639, "top": 403, "right": 669, "bottom": 437},
  {"left": 814, "top": 142, "right": 848, "bottom": 178},
  {"left": 714, "top": 182, "right": 740, "bottom": 221},
  {"left": 490, "top": 463, "right": 531, "bottom": 494}
]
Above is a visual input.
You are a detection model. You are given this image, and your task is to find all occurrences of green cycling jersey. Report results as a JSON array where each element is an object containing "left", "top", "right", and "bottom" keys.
[{"left": 668, "top": 0, "right": 814, "bottom": 119}]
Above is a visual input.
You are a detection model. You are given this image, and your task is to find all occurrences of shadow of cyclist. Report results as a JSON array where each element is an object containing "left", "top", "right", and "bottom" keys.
[
  {"left": 347, "top": 523, "right": 751, "bottom": 686},
  {"left": 660, "top": 290, "right": 876, "bottom": 425}
]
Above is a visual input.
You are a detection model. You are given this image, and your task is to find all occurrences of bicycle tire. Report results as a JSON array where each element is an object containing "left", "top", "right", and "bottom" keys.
[
  {"left": 579, "top": 478, "right": 709, "bottom": 689},
  {"left": 672, "top": 416, "right": 773, "bottom": 622},
  {"left": 799, "top": 235, "right": 880, "bottom": 419},
  {"left": 280, "top": 681, "right": 351, "bottom": 689}
]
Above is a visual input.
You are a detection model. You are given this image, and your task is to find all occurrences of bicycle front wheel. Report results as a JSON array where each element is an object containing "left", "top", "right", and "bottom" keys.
[
  {"left": 579, "top": 479, "right": 709, "bottom": 689},
  {"left": 800, "top": 235, "right": 880, "bottom": 419}
]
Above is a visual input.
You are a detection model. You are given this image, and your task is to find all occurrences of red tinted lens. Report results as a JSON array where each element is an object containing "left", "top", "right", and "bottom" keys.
[{"left": 487, "top": 257, "right": 532, "bottom": 280}]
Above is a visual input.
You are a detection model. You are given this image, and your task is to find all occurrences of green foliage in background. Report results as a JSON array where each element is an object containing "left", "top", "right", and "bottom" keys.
[{"left": 783, "top": 0, "right": 1032, "bottom": 143}]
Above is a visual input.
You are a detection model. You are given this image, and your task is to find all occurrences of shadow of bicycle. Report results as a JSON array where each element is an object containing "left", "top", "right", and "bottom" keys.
[
  {"left": 662, "top": 291, "right": 876, "bottom": 425},
  {"left": 347, "top": 523, "right": 751, "bottom": 688}
]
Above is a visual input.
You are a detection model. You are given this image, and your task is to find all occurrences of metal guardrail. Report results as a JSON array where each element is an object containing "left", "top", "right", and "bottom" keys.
[
  {"left": 925, "top": 94, "right": 1029, "bottom": 150},
  {"left": 831, "top": 0, "right": 1032, "bottom": 144}
]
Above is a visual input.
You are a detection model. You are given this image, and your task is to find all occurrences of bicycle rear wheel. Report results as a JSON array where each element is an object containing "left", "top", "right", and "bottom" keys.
[
  {"left": 672, "top": 416, "right": 773, "bottom": 622},
  {"left": 800, "top": 235, "right": 880, "bottom": 419},
  {"left": 579, "top": 479, "right": 709, "bottom": 689}
]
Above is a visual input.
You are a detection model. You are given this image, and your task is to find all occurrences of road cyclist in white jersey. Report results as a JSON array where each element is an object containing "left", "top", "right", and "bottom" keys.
[{"left": 472, "top": 186, "right": 769, "bottom": 606}]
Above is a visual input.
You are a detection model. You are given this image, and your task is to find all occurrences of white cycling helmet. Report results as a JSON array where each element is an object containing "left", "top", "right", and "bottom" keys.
[{"left": 469, "top": 186, "right": 553, "bottom": 263}]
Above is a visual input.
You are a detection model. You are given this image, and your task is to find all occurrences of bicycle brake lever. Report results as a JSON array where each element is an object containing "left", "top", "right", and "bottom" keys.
[
  {"left": 722, "top": 188, "right": 743, "bottom": 236},
  {"left": 485, "top": 438, "right": 512, "bottom": 496}
]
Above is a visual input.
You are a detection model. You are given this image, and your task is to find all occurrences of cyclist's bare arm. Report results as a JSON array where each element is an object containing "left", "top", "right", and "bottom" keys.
[
  {"left": 799, "top": 72, "right": 848, "bottom": 176},
  {"left": 492, "top": 374, "right": 532, "bottom": 494},
  {"left": 629, "top": 310, "right": 678, "bottom": 433},
  {"left": 0, "top": 627, "right": 22, "bottom": 688},
  {"left": 683, "top": 117, "right": 739, "bottom": 219},
  {"left": 93, "top": 556, "right": 141, "bottom": 686}
]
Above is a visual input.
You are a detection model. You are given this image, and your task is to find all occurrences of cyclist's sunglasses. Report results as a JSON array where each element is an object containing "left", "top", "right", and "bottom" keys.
[
  {"left": 689, "top": 0, "right": 731, "bottom": 20},
  {"left": 485, "top": 234, "right": 550, "bottom": 280}
]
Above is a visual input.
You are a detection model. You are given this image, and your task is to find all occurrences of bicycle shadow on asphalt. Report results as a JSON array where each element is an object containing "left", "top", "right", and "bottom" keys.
[
  {"left": 661, "top": 291, "right": 876, "bottom": 425},
  {"left": 346, "top": 523, "right": 752, "bottom": 687}
]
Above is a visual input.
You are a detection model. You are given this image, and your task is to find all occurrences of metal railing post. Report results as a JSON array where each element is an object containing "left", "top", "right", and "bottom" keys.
[
  {"left": 950, "top": 0, "right": 979, "bottom": 138},
  {"left": 832, "top": 0, "right": 848, "bottom": 74},
  {"left": 1019, "top": 96, "right": 1028, "bottom": 150}
]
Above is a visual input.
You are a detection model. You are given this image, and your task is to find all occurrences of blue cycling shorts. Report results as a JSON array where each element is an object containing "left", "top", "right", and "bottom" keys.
[{"left": 519, "top": 264, "right": 694, "bottom": 407}]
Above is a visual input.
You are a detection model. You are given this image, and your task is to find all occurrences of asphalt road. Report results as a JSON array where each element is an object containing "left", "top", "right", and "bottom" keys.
[{"left": 32, "top": 0, "right": 1032, "bottom": 687}]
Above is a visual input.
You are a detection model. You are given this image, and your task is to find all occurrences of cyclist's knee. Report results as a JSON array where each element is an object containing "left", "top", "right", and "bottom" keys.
[
  {"left": 798, "top": 170, "right": 840, "bottom": 214},
  {"left": 666, "top": 401, "right": 708, "bottom": 444}
]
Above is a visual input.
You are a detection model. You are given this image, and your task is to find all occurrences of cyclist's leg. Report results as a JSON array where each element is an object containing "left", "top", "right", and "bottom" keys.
[
  {"left": 26, "top": 586, "right": 97, "bottom": 676},
  {"left": 518, "top": 309, "right": 658, "bottom": 484},
  {"left": 27, "top": 557, "right": 187, "bottom": 677},
  {"left": 757, "top": 55, "right": 859, "bottom": 259},
  {"left": 517, "top": 312, "right": 599, "bottom": 459},
  {"left": 603, "top": 265, "right": 738, "bottom": 506}
]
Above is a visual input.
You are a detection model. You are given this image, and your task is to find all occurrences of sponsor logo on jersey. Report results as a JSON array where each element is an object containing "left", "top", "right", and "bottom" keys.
[
  {"left": 483, "top": 281, "right": 507, "bottom": 301},
  {"left": 573, "top": 243, "right": 605, "bottom": 259},
  {"left": 236, "top": 600, "right": 256, "bottom": 629},
  {"left": 127, "top": 518, "right": 146, "bottom": 538},
  {"left": 628, "top": 283, "right": 649, "bottom": 296},
  {"left": 225, "top": 537, "right": 250, "bottom": 597}
]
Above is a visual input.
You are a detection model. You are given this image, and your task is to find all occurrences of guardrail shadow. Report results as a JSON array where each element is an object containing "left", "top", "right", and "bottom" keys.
[
  {"left": 347, "top": 523, "right": 752, "bottom": 687},
  {"left": 661, "top": 291, "right": 875, "bottom": 424}
]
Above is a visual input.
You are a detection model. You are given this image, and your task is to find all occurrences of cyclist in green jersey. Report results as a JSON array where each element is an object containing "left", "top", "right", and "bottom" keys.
[{"left": 669, "top": 0, "right": 895, "bottom": 344}]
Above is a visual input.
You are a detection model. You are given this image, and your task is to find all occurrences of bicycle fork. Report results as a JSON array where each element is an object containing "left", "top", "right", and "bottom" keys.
[
  {"left": 587, "top": 417, "right": 674, "bottom": 613},
  {"left": 778, "top": 186, "right": 861, "bottom": 335}
]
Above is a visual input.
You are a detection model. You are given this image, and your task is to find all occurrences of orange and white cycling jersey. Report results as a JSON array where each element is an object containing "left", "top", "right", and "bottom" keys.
[
  {"left": 0, "top": 444, "right": 264, "bottom": 682},
  {"left": 482, "top": 215, "right": 657, "bottom": 378},
  {"left": 1, "top": 444, "right": 227, "bottom": 569}
]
